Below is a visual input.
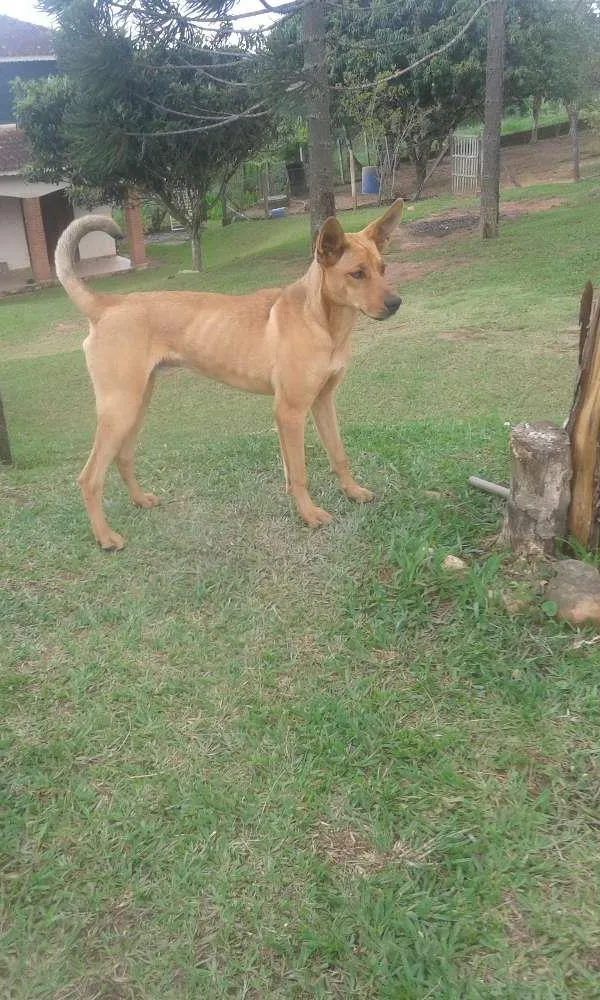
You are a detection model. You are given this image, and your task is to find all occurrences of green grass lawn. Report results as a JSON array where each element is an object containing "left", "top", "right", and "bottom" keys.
[
  {"left": 2, "top": 181, "right": 600, "bottom": 999},
  {"left": 456, "top": 103, "right": 569, "bottom": 138}
]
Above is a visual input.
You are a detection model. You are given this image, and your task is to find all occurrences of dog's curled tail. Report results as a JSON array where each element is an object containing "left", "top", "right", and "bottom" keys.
[{"left": 55, "top": 214, "right": 123, "bottom": 321}]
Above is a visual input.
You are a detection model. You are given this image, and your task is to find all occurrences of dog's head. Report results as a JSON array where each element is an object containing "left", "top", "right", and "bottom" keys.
[{"left": 314, "top": 199, "right": 404, "bottom": 320}]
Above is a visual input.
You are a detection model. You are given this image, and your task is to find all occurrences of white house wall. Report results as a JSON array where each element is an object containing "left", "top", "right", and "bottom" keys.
[
  {"left": 74, "top": 205, "right": 116, "bottom": 260},
  {"left": 0, "top": 194, "right": 29, "bottom": 268}
]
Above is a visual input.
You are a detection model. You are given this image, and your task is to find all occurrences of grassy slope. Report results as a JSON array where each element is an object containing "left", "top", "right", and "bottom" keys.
[{"left": 2, "top": 181, "right": 600, "bottom": 999}]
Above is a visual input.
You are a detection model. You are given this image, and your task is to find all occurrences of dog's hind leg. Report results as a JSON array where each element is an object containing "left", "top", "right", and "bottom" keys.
[
  {"left": 79, "top": 378, "right": 151, "bottom": 550},
  {"left": 116, "top": 371, "right": 160, "bottom": 509},
  {"left": 312, "top": 383, "right": 375, "bottom": 503}
]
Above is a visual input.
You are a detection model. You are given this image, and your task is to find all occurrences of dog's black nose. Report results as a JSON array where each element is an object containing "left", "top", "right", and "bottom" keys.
[{"left": 384, "top": 294, "right": 402, "bottom": 315}]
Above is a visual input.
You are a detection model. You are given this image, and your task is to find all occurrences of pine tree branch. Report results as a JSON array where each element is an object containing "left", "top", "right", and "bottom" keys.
[{"left": 125, "top": 100, "right": 269, "bottom": 136}]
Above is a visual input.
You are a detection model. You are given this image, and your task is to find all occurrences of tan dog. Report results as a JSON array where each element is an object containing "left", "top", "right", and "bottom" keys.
[{"left": 55, "top": 200, "right": 404, "bottom": 549}]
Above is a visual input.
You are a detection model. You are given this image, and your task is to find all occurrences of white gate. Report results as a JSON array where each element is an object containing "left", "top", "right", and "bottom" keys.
[{"left": 452, "top": 134, "right": 481, "bottom": 195}]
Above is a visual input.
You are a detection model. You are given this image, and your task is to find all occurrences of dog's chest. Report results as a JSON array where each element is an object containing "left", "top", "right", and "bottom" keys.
[{"left": 328, "top": 343, "right": 351, "bottom": 379}]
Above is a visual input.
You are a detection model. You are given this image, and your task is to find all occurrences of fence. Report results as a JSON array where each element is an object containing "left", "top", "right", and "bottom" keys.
[{"left": 452, "top": 134, "right": 481, "bottom": 195}]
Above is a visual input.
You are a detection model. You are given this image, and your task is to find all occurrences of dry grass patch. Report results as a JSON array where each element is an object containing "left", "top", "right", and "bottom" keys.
[
  {"left": 438, "top": 328, "right": 487, "bottom": 342},
  {"left": 312, "top": 822, "right": 435, "bottom": 874}
]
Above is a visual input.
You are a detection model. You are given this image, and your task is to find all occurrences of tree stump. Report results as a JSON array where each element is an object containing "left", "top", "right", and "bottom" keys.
[{"left": 499, "top": 421, "right": 571, "bottom": 557}]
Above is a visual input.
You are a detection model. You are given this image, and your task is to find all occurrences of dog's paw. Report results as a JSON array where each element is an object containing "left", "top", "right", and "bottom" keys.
[
  {"left": 98, "top": 530, "right": 126, "bottom": 551},
  {"left": 134, "top": 492, "right": 161, "bottom": 509},
  {"left": 344, "top": 483, "right": 375, "bottom": 503},
  {"left": 301, "top": 504, "right": 334, "bottom": 527}
]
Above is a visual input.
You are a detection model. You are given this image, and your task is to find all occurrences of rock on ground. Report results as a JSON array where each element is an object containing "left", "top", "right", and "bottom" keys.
[{"left": 545, "top": 559, "right": 600, "bottom": 626}]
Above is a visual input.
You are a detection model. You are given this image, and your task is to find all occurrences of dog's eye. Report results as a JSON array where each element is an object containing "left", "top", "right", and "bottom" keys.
[{"left": 350, "top": 269, "right": 366, "bottom": 280}]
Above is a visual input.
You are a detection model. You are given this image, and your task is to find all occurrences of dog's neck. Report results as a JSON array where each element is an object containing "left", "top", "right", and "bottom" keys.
[{"left": 303, "top": 260, "right": 357, "bottom": 347}]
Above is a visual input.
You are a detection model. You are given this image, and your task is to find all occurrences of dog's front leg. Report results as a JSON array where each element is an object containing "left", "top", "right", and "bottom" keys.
[
  {"left": 312, "top": 385, "right": 375, "bottom": 503},
  {"left": 275, "top": 400, "right": 333, "bottom": 527}
]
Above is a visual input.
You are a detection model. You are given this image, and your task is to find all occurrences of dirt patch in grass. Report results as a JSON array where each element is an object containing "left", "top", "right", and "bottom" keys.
[
  {"left": 500, "top": 891, "right": 553, "bottom": 980},
  {"left": 501, "top": 197, "right": 567, "bottom": 216},
  {"left": 438, "top": 328, "right": 487, "bottom": 342},
  {"left": 2, "top": 321, "right": 86, "bottom": 361},
  {"left": 387, "top": 259, "right": 450, "bottom": 281},
  {"left": 101, "top": 892, "right": 150, "bottom": 937},
  {"left": 407, "top": 213, "right": 480, "bottom": 239},
  {"left": 54, "top": 982, "right": 134, "bottom": 1000},
  {"left": 313, "top": 822, "right": 433, "bottom": 874},
  {"left": 546, "top": 325, "right": 580, "bottom": 354},
  {"left": 372, "top": 648, "right": 403, "bottom": 665},
  {"left": 0, "top": 486, "right": 35, "bottom": 506},
  {"left": 583, "top": 948, "right": 600, "bottom": 972},
  {"left": 397, "top": 198, "right": 568, "bottom": 249}
]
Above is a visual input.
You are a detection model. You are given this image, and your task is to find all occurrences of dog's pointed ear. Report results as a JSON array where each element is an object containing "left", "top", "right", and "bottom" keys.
[
  {"left": 362, "top": 198, "right": 404, "bottom": 251},
  {"left": 315, "top": 217, "right": 347, "bottom": 266}
]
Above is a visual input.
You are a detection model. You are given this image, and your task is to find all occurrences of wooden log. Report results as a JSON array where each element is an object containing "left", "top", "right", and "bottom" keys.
[
  {"left": 567, "top": 284, "right": 600, "bottom": 550},
  {"left": 499, "top": 421, "right": 571, "bottom": 557}
]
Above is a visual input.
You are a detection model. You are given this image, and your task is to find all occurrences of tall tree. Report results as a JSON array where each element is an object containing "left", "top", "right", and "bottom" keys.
[
  {"left": 302, "top": 0, "right": 335, "bottom": 242},
  {"left": 480, "top": 0, "right": 507, "bottom": 239},
  {"left": 506, "top": 0, "right": 600, "bottom": 160},
  {"left": 548, "top": 1, "right": 600, "bottom": 182},
  {"left": 53, "top": 0, "right": 338, "bottom": 244},
  {"left": 17, "top": 1, "right": 271, "bottom": 269}
]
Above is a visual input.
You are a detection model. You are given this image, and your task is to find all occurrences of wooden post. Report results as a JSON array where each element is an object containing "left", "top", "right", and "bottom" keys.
[
  {"left": 348, "top": 141, "right": 358, "bottom": 210},
  {"left": 0, "top": 389, "right": 12, "bottom": 465},
  {"left": 262, "top": 162, "right": 270, "bottom": 218},
  {"left": 567, "top": 284, "right": 600, "bottom": 549},
  {"left": 337, "top": 138, "right": 347, "bottom": 184},
  {"left": 499, "top": 422, "right": 572, "bottom": 557},
  {"left": 567, "top": 102, "right": 581, "bottom": 183}
]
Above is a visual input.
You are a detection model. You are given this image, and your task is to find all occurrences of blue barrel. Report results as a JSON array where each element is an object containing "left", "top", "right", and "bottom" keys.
[
  {"left": 361, "top": 166, "right": 380, "bottom": 195},
  {"left": 270, "top": 207, "right": 287, "bottom": 219}
]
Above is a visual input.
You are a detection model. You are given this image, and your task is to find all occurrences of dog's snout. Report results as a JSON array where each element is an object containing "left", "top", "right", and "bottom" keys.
[{"left": 384, "top": 294, "right": 402, "bottom": 315}]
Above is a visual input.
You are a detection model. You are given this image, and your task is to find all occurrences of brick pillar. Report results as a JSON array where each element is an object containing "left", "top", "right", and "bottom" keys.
[
  {"left": 124, "top": 192, "right": 148, "bottom": 268},
  {"left": 22, "top": 197, "right": 52, "bottom": 282}
]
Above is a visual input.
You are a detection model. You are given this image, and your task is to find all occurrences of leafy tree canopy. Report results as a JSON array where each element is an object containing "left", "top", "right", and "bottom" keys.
[{"left": 16, "top": 0, "right": 273, "bottom": 268}]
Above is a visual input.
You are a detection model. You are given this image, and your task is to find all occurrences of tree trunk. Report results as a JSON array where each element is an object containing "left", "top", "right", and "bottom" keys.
[
  {"left": 190, "top": 237, "right": 201, "bottom": 271},
  {"left": 0, "top": 389, "right": 12, "bottom": 465},
  {"left": 531, "top": 93, "right": 543, "bottom": 143},
  {"left": 189, "top": 217, "right": 202, "bottom": 271},
  {"left": 567, "top": 102, "right": 581, "bottom": 182},
  {"left": 303, "top": 0, "right": 336, "bottom": 245},
  {"left": 221, "top": 193, "right": 231, "bottom": 227},
  {"left": 262, "top": 161, "right": 270, "bottom": 218},
  {"left": 480, "top": 0, "right": 507, "bottom": 239},
  {"left": 412, "top": 149, "right": 428, "bottom": 201},
  {"left": 499, "top": 422, "right": 572, "bottom": 557}
]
